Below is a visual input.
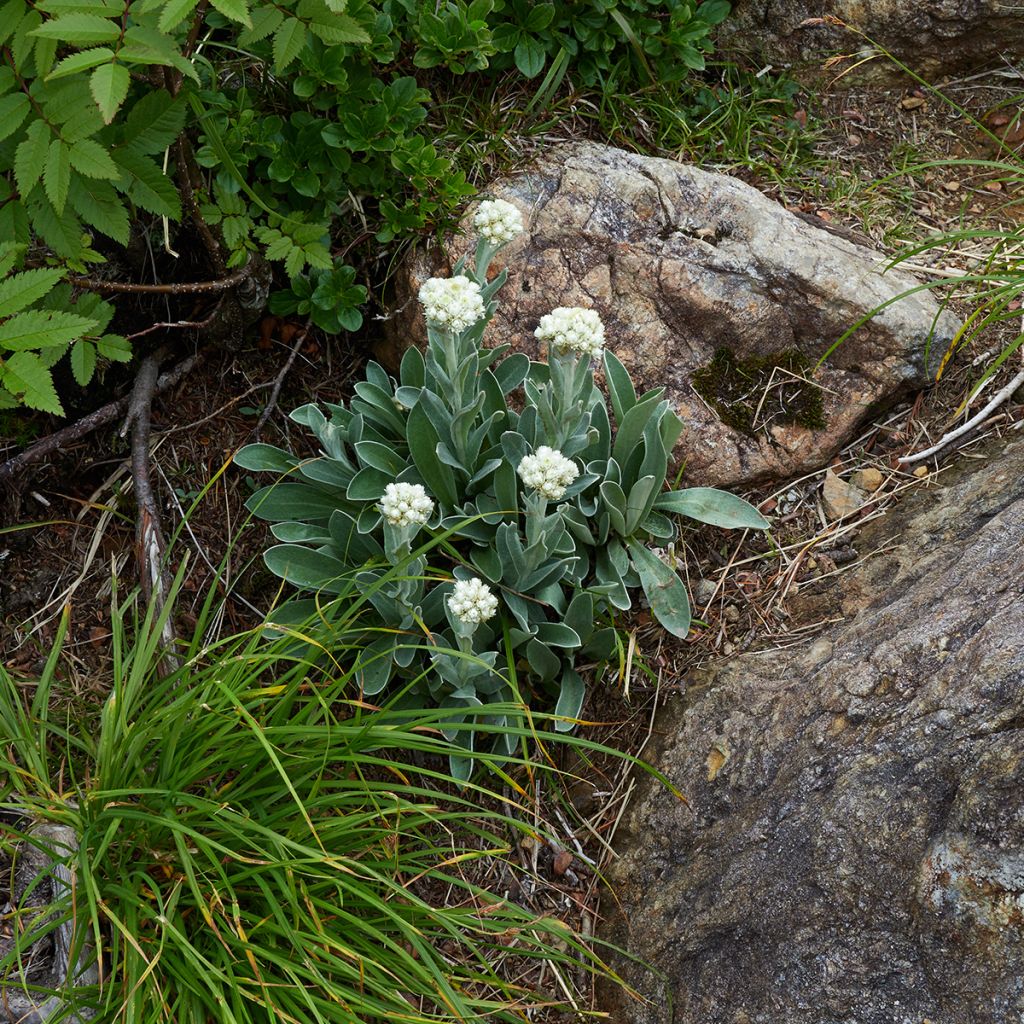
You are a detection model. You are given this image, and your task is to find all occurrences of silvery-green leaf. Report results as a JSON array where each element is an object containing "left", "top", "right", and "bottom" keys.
[
  {"left": 554, "top": 668, "right": 585, "bottom": 732},
  {"left": 654, "top": 487, "right": 770, "bottom": 529},
  {"left": 264, "top": 544, "right": 352, "bottom": 593},
  {"left": 233, "top": 442, "right": 297, "bottom": 473},
  {"left": 628, "top": 540, "right": 691, "bottom": 639}
]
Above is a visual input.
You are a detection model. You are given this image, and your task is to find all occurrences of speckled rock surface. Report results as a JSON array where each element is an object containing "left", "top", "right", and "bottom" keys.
[
  {"left": 720, "top": 1, "right": 1024, "bottom": 79},
  {"left": 601, "top": 438, "right": 1024, "bottom": 1023},
  {"left": 382, "top": 142, "right": 959, "bottom": 488}
]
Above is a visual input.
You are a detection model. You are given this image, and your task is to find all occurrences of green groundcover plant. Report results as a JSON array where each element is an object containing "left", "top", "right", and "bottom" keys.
[
  {"left": 0, "top": 0, "right": 731, "bottom": 414},
  {"left": 0, "top": 573, "right": 652, "bottom": 1023},
  {"left": 237, "top": 198, "right": 769, "bottom": 777}
]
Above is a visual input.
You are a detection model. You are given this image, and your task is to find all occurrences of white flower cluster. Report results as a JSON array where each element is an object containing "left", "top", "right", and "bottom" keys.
[
  {"left": 448, "top": 578, "right": 499, "bottom": 624},
  {"left": 534, "top": 306, "right": 605, "bottom": 359},
  {"left": 418, "top": 275, "right": 485, "bottom": 333},
  {"left": 379, "top": 482, "right": 433, "bottom": 527},
  {"left": 473, "top": 198, "right": 524, "bottom": 246},
  {"left": 517, "top": 446, "right": 579, "bottom": 502}
]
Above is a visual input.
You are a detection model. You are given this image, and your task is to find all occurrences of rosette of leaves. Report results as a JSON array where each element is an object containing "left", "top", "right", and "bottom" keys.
[{"left": 236, "top": 228, "right": 768, "bottom": 773}]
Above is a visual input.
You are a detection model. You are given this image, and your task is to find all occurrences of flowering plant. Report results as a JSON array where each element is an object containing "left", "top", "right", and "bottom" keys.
[{"left": 236, "top": 196, "right": 769, "bottom": 777}]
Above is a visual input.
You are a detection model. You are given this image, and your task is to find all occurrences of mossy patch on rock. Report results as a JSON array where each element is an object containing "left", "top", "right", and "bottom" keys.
[{"left": 691, "top": 348, "right": 827, "bottom": 435}]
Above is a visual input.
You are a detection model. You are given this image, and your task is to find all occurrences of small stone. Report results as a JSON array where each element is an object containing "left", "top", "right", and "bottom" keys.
[
  {"left": 553, "top": 850, "right": 574, "bottom": 876},
  {"left": 695, "top": 577, "right": 718, "bottom": 605},
  {"left": 822, "top": 469, "right": 866, "bottom": 520},
  {"left": 851, "top": 467, "right": 884, "bottom": 492},
  {"left": 913, "top": 465, "right": 930, "bottom": 479},
  {"left": 721, "top": 641, "right": 736, "bottom": 656},
  {"left": 724, "top": 605, "right": 741, "bottom": 623},
  {"left": 901, "top": 95, "right": 927, "bottom": 110}
]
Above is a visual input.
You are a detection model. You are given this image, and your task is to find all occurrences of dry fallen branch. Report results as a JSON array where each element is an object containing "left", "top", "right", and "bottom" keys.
[
  {"left": 67, "top": 268, "right": 248, "bottom": 295},
  {"left": 0, "top": 349, "right": 203, "bottom": 481}
]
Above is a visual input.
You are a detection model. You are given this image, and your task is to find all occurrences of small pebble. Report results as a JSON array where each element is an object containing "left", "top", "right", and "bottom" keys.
[
  {"left": 913, "top": 465, "right": 930, "bottom": 479},
  {"left": 721, "top": 641, "right": 736, "bottom": 656},
  {"left": 724, "top": 605, "right": 740, "bottom": 623}
]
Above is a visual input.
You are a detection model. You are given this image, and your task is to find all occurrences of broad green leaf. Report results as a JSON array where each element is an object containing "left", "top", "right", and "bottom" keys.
[
  {"left": 46, "top": 46, "right": 114, "bottom": 80},
  {"left": 0, "top": 93, "right": 29, "bottom": 142},
  {"left": 95, "top": 333, "right": 130, "bottom": 360},
  {"left": 69, "top": 138, "right": 118, "bottom": 179},
  {"left": 654, "top": 487, "right": 770, "bottom": 530},
  {"left": 70, "top": 338, "right": 96, "bottom": 385},
  {"left": 514, "top": 35, "right": 545, "bottom": 78},
  {"left": 90, "top": 62, "right": 129, "bottom": 122},
  {"left": 30, "top": 12, "right": 120, "bottom": 43},
  {"left": 306, "top": 14, "right": 369, "bottom": 44},
  {"left": 233, "top": 443, "right": 298, "bottom": 473},
  {"left": 0, "top": 309, "right": 96, "bottom": 351},
  {"left": 157, "top": 0, "right": 199, "bottom": 31},
  {"left": 627, "top": 540, "right": 691, "bottom": 639},
  {"left": 14, "top": 119, "right": 50, "bottom": 198},
  {"left": 209, "top": 0, "right": 251, "bottom": 27},
  {"left": 237, "top": 3, "right": 282, "bottom": 44},
  {"left": 264, "top": 545, "right": 351, "bottom": 592},
  {"left": 68, "top": 176, "right": 130, "bottom": 243},
  {"left": 553, "top": 668, "right": 585, "bottom": 732},
  {"left": 43, "top": 138, "right": 71, "bottom": 214},
  {"left": 245, "top": 483, "right": 340, "bottom": 523},
  {"left": 2, "top": 350, "right": 63, "bottom": 413},
  {"left": 112, "top": 147, "right": 181, "bottom": 219},
  {"left": 0, "top": 267, "right": 63, "bottom": 317},
  {"left": 122, "top": 90, "right": 185, "bottom": 154},
  {"left": 272, "top": 17, "right": 306, "bottom": 71},
  {"left": 604, "top": 349, "right": 637, "bottom": 425}
]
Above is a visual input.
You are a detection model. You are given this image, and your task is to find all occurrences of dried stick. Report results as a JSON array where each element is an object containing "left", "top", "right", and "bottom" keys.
[
  {"left": 0, "top": 350, "right": 202, "bottom": 481},
  {"left": 255, "top": 327, "right": 307, "bottom": 436},
  {"left": 898, "top": 366, "right": 1024, "bottom": 464},
  {"left": 66, "top": 268, "right": 247, "bottom": 295},
  {"left": 123, "top": 353, "right": 180, "bottom": 674}
]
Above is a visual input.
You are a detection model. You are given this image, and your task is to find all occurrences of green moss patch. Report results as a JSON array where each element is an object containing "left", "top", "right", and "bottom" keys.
[{"left": 691, "top": 348, "right": 827, "bottom": 435}]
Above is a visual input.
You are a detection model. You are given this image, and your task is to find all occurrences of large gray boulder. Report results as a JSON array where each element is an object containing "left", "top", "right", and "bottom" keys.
[
  {"left": 601, "top": 437, "right": 1024, "bottom": 1023},
  {"left": 720, "top": 1, "right": 1024, "bottom": 78},
  {"left": 383, "top": 142, "right": 959, "bottom": 489}
]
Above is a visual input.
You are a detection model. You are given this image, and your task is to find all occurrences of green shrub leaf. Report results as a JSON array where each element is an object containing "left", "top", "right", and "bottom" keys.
[
  {"left": 90, "top": 62, "right": 130, "bottom": 122},
  {"left": 69, "top": 138, "right": 118, "bottom": 179},
  {"left": 654, "top": 487, "right": 770, "bottom": 530},
  {"left": 0, "top": 267, "right": 64, "bottom": 317},
  {"left": 2, "top": 350, "right": 63, "bottom": 413}
]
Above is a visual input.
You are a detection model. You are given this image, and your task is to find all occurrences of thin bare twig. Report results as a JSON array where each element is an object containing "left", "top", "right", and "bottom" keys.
[
  {"left": 0, "top": 350, "right": 203, "bottom": 481},
  {"left": 255, "top": 327, "right": 308, "bottom": 436},
  {"left": 899, "top": 366, "right": 1024, "bottom": 464}
]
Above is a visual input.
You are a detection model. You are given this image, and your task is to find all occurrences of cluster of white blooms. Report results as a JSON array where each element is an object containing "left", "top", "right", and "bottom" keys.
[
  {"left": 517, "top": 446, "right": 580, "bottom": 502},
  {"left": 418, "top": 275, "right": 485, "bottom": 333},
  {"left": 379, "top": 482, "right": 433, "bottom": 527},
  {"left": 448, "top": 578, "right": 499, "bottom": 624},
  {"left": 473, "top": 198, "right": 524, "bottom": 246},
  {"left": 534, "top": 306, "right": 605, "bottom": 359}
]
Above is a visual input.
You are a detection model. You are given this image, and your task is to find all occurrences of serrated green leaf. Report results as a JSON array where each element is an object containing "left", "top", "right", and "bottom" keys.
[
  {"left": 43, "top": 138, "right": 71, "bottom": 214},
  {"left": 0, "top": 0, "right": 26, "bottom": 45},
  {"left": 237, "top": 3, "right": 282, "bottom": 44},
  {"left": 119, "top": 27, "right": 200, "bottom": 81},
  {"left": 90, "top": 62, "right": 129, "bottom": 122},
  {"left": 11, "top": 10, "right": 41, "bottom": 71},
  {"left": 30, "top": 12, "right": 120, "bottom": 43},
  {"left": 69, "top": 137, "right": 118, "bottom": 179},
  {"left": 121, "top": 90, "right": 185, "bottom": 154},
  {"left": 68, "top": 176, "right": 130, "bottom": 244},
  {"left": 70, "top": 338, "right": 96, "bottom": 385},
  {"left": 0, "top": 309, "right": 96, "bottom": 351},
  {"left": 157, "top": 0, "right": 199, "bottom": 31},
  {"left": 46, "top": 45, "right": 114, "bottom": 80},
  {"left": 0, "top": 244, "right": 23, "bottom": 278},
  {"left": 112, "top": 147, "right": 181, "bottom": 219},
  {"left": 0, "top": 267, "right": 64, "bottom": 317},
  {"left": 95, "top": 332, "right": 130, "bottom": 360},
  {"left": 33, "top": 34, "right": 58, "bottom": 74},
  {"left": 208, "top": 0, "right": 250, "bottom": 27},
  {"left": 25, "top": 194, "right": 82, "bottom": 258},
  {"left": 14, "top": 119, "right": 50, "bottom": 197},
  {"left": 2, "top": 350, "right": 63, "bottom": 414},
  {"left": 0, "top": 93, "right": 30, "bottom": 142},
  {"left": 35, "top": 0, "right": 120, "bottom": 14},
  {"left": 272, "top": 17, "right": 306, "bottom": 71},
  {"left": 306, "top": 13, "right": 369, "bottom": 44}
]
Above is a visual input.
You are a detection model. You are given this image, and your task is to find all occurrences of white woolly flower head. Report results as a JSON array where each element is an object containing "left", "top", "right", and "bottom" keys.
[
  {"left": 418, "top": 275, "right": 485, "bottom": 334},
  {"left": 473, "top": 198, "right": 524, "bottom": 246},
  {"left": 447, "top": 578, "right": 499, "bottom": 625},
  {"left": 379, "top": 482, "right": 433, "bottom": 527},
  {"left": 517, "top": 446, "right": 580, "bottom": 502},
  {"left": 534, "top": 306, "right": 605, "bottom": 359}
]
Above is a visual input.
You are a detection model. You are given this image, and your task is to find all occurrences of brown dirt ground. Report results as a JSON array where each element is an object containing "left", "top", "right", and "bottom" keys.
[{"left": 2, "top": 58, "right": 1024, "bottom": 1019}]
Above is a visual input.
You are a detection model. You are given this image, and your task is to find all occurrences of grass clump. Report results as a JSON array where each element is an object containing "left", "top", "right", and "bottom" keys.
[{"left": 0, "top": 576, "right": 630, "bottom": 1023}]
